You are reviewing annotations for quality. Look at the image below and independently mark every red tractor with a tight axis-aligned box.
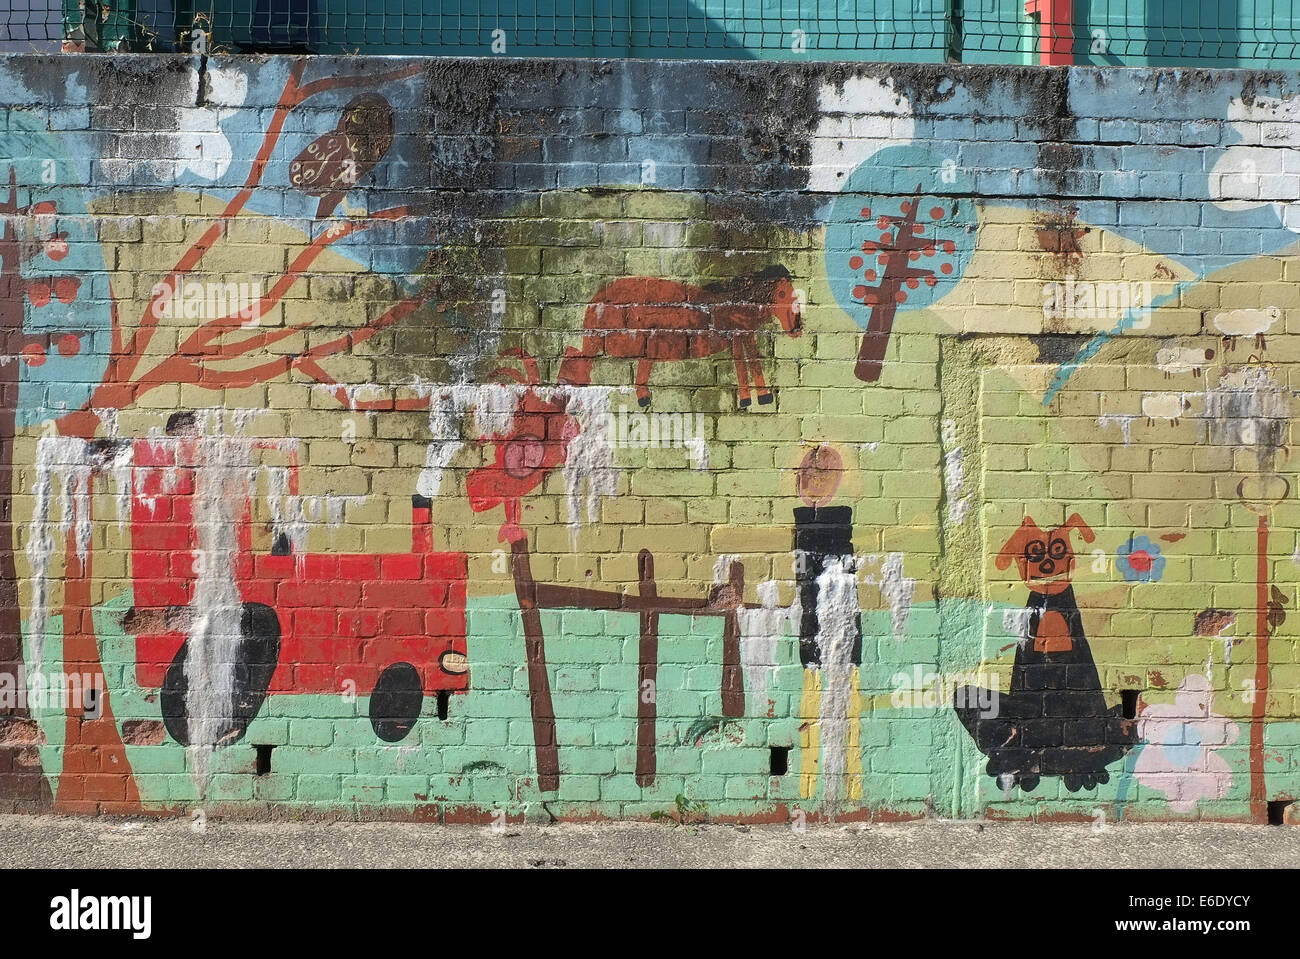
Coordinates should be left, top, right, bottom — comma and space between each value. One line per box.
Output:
128, 413, 469, 746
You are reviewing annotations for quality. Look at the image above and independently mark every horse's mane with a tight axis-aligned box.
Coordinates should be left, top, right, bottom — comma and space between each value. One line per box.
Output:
698, 264, 792, 303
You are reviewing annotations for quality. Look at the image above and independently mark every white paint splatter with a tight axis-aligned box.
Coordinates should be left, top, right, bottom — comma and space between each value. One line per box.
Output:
1001, 606, 1033, 647
863, 553, 915, 639
736, 579, 797, 705
560, 386, 621, 537
712, 554, 740, 586
940, 419, 969, 526
684, 434, 709, 471
1097, 413, 1136, 446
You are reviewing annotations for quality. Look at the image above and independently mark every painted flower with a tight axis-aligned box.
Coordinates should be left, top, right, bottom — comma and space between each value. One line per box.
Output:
1117, 535, 1166, 583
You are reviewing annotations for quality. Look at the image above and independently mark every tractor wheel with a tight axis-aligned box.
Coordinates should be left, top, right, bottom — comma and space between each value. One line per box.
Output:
160, 602, 282, 747
369, 662, 423, 742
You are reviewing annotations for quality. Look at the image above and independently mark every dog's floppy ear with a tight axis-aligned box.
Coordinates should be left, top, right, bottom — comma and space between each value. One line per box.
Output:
1060, 512, 1095, 545
997, 517, 1042, 570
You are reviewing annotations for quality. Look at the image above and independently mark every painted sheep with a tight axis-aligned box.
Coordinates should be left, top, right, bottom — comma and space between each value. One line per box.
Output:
1156, 344, 1215, 378
1213, 307, 1281, 351
1142, 392, 1193, 427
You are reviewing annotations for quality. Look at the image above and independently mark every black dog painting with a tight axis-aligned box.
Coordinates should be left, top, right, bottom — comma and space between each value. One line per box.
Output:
954, 513, 1136, 793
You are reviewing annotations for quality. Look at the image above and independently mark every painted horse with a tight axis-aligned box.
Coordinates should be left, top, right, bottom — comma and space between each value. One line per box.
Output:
563, 265, 802, 408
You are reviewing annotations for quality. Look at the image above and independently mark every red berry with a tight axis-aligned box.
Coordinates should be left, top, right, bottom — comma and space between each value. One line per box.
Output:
53, 277, 80, 303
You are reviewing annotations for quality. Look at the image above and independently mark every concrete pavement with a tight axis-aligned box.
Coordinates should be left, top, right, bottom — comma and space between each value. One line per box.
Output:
0, 815, 1295, 868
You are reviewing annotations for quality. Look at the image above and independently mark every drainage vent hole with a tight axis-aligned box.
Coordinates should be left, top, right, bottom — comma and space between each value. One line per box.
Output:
1269, 800, 1292, 825
1120, 690, 1141, 720
255, 744, 274, 777
770, 746, 790, 777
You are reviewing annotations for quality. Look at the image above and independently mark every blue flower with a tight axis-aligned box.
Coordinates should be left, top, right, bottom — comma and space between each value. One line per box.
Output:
1117, 536, 1165, 583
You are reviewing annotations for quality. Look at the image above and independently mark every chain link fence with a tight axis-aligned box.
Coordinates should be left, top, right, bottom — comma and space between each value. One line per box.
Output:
1, 1, 1299, 64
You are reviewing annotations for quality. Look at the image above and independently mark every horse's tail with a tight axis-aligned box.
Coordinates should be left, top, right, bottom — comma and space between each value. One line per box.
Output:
557, 294, 616, 386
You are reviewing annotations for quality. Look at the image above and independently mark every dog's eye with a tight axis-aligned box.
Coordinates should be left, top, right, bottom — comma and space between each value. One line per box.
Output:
1025, 541, 1046, 562
1048, 538, 1068, 560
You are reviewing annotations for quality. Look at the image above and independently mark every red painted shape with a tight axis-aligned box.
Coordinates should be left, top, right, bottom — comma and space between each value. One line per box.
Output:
129, 438, 469, 700
1025, 0, 1074, 65
1251, 515, 1270, 823
465, 387, 576, 544
465, 350, 581, 544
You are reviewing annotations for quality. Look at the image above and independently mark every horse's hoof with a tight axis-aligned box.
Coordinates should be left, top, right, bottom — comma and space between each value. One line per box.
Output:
738, 397, 752, 408
758, 392, 774, 405
637, 396, 651, 408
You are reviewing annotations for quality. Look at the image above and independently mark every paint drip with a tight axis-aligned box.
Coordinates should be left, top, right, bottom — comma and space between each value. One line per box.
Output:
183, 430, 257, 794
1202, 364, 1293, 472
415, 381, 623, 533
28, 436, 95, 680
264, 465, 363, 561
815, 555, 861, 808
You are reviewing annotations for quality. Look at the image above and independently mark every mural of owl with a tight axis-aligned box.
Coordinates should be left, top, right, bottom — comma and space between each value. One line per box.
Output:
289, 93, 395, 221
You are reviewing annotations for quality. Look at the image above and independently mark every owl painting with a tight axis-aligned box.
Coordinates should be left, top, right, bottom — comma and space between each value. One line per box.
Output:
289, 93, 396, 222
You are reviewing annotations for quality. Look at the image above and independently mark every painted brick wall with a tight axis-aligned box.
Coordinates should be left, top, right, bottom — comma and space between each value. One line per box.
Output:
0, 55, 1298, 823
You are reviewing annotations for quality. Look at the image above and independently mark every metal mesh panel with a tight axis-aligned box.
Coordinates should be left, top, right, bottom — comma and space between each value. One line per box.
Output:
0, 0, 1298, 63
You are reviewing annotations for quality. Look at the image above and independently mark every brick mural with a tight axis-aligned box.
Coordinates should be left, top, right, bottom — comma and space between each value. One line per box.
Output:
0, 55, 1298, 823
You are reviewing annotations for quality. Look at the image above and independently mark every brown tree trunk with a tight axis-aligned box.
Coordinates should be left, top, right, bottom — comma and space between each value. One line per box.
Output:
53, 528, 141, 814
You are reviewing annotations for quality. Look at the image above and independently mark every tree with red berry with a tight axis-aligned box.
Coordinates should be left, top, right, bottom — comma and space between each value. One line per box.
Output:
0, 116, 112, 809
826, 145, 975, 384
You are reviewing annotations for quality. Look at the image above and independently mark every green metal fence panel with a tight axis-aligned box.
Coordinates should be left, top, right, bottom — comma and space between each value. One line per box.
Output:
2, 0, 1300, 64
